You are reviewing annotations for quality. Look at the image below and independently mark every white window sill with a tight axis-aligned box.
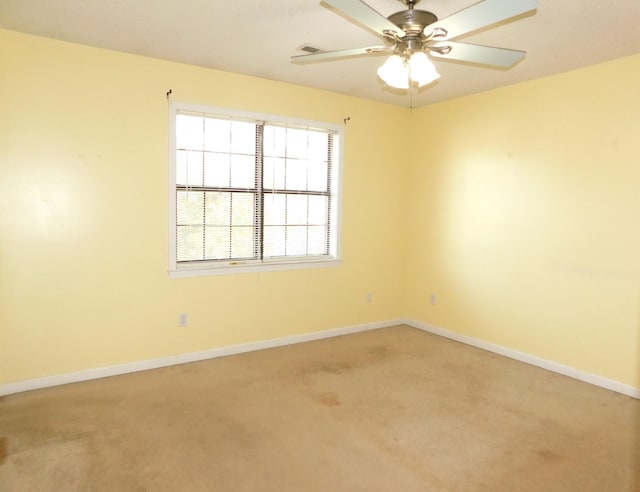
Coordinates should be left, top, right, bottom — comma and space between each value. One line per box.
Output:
169, 258, 342, 278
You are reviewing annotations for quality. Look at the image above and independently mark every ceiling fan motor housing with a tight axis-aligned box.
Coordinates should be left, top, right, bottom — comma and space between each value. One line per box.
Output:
387, 7, 438, 54
387, 9, 438, 36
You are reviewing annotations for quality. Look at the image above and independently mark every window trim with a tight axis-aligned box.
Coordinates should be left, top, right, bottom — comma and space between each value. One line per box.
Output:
168, 101, 343, 278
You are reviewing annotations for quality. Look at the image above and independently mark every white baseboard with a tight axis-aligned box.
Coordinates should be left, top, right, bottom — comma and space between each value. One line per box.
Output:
405, 318, 640, 400
3, 318, 639, 400
0, 318, 402, 397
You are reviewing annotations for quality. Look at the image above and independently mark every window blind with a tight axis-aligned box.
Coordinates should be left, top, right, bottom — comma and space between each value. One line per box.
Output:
175, 110, 334, 265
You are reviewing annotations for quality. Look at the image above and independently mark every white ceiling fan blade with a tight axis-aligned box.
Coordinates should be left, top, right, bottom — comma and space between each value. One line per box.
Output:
429, 41, 526, 68
291, 46, 390, 64
427, 0, 538, 41
323, 0, 405, 39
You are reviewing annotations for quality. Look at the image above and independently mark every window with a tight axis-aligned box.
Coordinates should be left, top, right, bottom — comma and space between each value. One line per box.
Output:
168, 102, 342, 277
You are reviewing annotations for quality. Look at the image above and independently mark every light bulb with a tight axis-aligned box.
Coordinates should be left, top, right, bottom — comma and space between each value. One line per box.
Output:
377, 55, 410, 89
408, 52, 440, 87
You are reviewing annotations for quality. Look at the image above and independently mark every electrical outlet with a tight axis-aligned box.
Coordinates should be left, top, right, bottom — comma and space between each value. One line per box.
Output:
430, 293, 437, 305
366, 292, 373, 303
178, 313, 188, 327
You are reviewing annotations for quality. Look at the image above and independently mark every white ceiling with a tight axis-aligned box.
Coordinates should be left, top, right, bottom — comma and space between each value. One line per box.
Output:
1, 0, 639, 108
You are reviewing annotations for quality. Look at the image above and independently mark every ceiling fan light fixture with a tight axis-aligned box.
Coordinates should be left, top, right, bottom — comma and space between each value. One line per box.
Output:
408, 51, 440, 87
377, 54, 410, 89
377, 51, 439, 89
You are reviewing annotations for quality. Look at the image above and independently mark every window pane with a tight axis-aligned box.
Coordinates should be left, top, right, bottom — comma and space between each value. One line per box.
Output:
263, 157, 285, 190
264, 226, 285, 257
204, 226, 230, 259
308, 226, 328, 255
286, 226, 307, 256
176, 150, 203, 187
231, 193, 255, 226
231, 226, 254, 258
176, 114, 203, 150
308, 195, 328, 225
177, 225, 203, 261
264, 126, 286, 157
286, 160, 307, 191
307, 160, 328, 192
176, 150, 187, 186
204, 152, 230, 188
205, 192, 230, 226
230, 154, 255, 188
286, 128, 308, 159
286, 195, 308, 225
177, 191, 204, 225
204, 117, 230, 153
308, 131, 329, 161
264, 193, 285, 226
230, 121, 256, 154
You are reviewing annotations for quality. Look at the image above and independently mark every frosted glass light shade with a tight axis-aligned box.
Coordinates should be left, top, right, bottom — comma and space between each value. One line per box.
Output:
377, 55, 410, 89
408, 52, 440, 87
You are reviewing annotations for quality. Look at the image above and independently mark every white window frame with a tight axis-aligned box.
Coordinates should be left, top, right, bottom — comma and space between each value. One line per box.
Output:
168, 101, 343, 278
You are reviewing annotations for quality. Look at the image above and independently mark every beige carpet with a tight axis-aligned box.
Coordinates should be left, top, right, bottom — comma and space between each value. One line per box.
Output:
1, 325, 639, 491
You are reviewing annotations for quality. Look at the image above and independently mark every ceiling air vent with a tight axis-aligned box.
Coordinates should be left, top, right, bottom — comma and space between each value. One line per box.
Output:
298, 44, 323, 54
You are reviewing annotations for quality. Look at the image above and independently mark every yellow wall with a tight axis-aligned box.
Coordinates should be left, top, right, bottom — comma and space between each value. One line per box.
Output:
2, 27, 639, 392
406, 54, 640, 387
0, 29, 410, 384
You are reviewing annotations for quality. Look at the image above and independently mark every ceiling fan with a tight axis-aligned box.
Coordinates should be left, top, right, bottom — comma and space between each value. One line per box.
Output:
292, 0, 538, 89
